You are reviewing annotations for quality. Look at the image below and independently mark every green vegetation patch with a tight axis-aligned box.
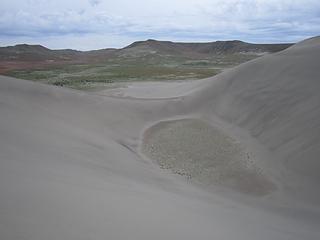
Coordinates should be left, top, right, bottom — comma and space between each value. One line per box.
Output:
5, 53, 258, 90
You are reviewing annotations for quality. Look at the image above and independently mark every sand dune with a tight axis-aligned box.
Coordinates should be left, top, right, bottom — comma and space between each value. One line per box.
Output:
187, 36, 320, 205
1, 37, 320, 239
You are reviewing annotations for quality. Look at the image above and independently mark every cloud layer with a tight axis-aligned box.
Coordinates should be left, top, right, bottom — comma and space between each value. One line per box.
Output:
0, 0, 319, 49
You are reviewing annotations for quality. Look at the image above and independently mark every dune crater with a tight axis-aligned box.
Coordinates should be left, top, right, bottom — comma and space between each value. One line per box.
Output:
142, 119, 275, 196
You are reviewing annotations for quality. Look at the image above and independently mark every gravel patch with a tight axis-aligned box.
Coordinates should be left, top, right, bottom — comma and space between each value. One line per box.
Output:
142, 119, 275, 196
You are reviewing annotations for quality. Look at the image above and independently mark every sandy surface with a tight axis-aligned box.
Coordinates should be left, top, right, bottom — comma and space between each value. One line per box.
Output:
96, 80, 203, 99
1, 36, 320, 240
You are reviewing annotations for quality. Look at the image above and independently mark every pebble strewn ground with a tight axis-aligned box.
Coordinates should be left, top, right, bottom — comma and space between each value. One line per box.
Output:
142, 119, 275, 195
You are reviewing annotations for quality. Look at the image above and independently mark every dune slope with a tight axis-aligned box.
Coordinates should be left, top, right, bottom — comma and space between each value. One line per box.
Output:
184, 36, 320, 204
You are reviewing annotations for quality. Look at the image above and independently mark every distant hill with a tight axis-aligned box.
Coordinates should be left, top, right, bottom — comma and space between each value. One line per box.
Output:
0, 40, 294, 81
0, 40, 293, 62
0, 44, 81, 61
0, 44, 117, 63
121, 39, 293, 57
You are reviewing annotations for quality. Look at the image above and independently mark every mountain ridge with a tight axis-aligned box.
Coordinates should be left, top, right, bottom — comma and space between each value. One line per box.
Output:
0, 39, 293, 61
0, 39, 294, 82
124, 39, 293, 55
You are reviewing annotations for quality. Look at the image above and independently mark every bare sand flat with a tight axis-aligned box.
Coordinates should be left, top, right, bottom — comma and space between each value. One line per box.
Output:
96, 80, 202, 99
1, 37, 320, 240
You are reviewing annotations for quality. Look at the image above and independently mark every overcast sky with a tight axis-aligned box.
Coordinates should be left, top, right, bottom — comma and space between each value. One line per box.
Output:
0, 0, 319, 50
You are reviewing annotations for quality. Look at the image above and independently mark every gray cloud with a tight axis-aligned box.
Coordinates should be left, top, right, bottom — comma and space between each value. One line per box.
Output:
0, 0, 319, 49
89, 0, 101, 7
